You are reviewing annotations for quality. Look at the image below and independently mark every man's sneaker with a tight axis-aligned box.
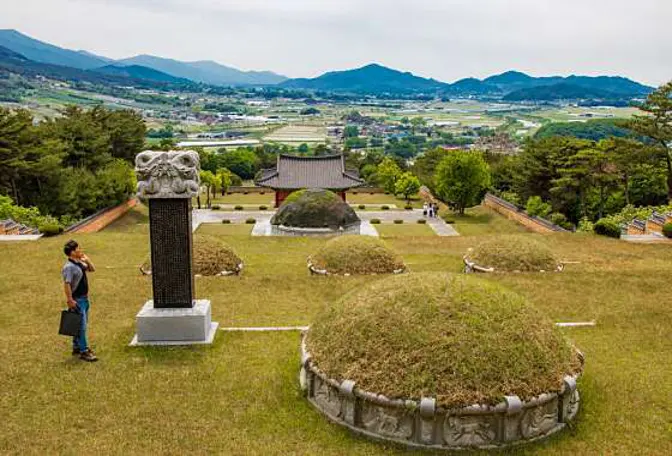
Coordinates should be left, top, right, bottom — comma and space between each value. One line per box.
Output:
79, 349, 98, 362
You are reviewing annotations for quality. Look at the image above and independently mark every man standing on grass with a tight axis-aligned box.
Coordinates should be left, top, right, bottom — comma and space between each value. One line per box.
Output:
62, 240, 98, 362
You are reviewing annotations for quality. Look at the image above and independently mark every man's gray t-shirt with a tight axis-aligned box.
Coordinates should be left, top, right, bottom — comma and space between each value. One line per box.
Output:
62, 261, 86, 293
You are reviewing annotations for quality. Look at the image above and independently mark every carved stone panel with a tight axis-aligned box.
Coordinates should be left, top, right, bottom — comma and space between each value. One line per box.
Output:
313, 377, 342, 419
136, 150, 200, 199
360, 403, 413, 441
519, 399, 558, 439
443, 414, 497, 447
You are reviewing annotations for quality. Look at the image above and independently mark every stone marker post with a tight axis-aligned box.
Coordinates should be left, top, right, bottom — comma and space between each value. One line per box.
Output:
130, 150, 218, 346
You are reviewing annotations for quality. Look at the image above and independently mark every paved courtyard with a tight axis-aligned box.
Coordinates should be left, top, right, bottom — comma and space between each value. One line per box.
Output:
192, 209, 459, 236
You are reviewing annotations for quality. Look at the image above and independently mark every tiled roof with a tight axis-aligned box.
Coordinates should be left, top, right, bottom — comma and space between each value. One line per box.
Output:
256, 154, 364, 190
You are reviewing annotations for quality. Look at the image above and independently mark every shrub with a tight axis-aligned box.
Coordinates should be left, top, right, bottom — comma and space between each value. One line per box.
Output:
234, 205, 244, 211
594, 219, 621, 239
549, 213, 573, 230
370, 219, 381, 224
211, 205, 221, 211
663, 223, 672, 239
307, 273, 582, 407
526, 196, 552, 218
260, 191, 265, 195
245, 218, 256, 224
259, 205, 268, 210
417, 219, 427, 224
404, 204, 413, 210
38, 222, 63, 237
221, 219, 231, 224
393, 219, 404, 224
358, 204, 366, 210
577, 218, 594, 233
310, 236, 405, 275
381, 205, 390, 210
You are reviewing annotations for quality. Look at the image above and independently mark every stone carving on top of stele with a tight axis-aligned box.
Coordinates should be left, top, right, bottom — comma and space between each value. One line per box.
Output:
130, 150, 219, 346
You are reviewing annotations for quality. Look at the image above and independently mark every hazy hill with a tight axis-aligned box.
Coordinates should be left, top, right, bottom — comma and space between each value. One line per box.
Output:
118, 55, 287, 86
502, 83, 617, 101
449, 77, 499, 95
0, 45, 193, 90
93, 64, 190, 84
280, 63, 450, 94
0, 29, 107, 69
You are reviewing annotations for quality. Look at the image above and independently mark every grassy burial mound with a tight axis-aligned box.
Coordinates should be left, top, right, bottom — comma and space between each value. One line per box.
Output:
309, 236, 405, 275
306, 273, 582, 408
271, 189, 360, 229
141, 234, 243, 276
465, 235, 562, 273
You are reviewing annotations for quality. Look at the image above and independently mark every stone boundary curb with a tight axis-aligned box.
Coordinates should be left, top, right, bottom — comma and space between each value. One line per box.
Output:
463, 255, 564, 274
300, 333, 583, 451
140, 262, 244, 277
66, 198, 138, 234
307, 257, 406, 276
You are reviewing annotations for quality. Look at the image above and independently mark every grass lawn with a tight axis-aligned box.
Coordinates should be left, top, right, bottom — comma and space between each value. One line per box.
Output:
452, 205, 528, 236
374, 223, 436, 238
197, 223, 254, 236
1, 206, 671, 454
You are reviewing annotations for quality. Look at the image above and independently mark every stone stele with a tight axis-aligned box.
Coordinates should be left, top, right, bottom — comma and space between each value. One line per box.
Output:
130, 150, 218, 346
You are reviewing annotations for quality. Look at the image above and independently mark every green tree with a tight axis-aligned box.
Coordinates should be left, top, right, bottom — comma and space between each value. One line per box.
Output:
628, 81, 672, 202
199, 170, 216, 209
412, 147, 449, 191
216, 169, 233, 196
344, 126, 359, 138
218, 148, 260, 180
526, 196, 552, 218
434, 151, 491, 214
376, 157, 402, 193
395, 172, 421, 203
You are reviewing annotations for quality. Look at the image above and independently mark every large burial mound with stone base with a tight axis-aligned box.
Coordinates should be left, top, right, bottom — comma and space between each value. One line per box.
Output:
465, 235, 562, 273
271, 188, 359, 230
301, 273, 583, 450
142, 234, 243, 276
308, 236, 406, 275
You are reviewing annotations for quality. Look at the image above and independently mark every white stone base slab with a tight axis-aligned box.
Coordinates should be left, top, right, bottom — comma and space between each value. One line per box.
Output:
130, 322, 219, 346
130, 299, 218, 346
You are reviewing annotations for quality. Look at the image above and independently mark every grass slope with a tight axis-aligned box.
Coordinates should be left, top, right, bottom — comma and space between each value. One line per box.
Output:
0, 206, 671, 454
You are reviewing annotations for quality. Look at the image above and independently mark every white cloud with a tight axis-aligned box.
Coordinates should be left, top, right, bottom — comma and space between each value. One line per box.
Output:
0, 0, 669, 85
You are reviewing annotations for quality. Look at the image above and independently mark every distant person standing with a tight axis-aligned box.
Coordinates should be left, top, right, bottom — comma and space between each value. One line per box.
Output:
422, 202, 428, 217
428, 204, 434, 218
62, 240, 98, 362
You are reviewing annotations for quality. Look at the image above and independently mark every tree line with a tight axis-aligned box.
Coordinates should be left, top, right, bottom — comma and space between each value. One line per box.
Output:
0, 105, 144, 227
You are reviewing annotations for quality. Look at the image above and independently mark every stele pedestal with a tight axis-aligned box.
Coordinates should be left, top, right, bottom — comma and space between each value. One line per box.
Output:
130, 150, 218, 346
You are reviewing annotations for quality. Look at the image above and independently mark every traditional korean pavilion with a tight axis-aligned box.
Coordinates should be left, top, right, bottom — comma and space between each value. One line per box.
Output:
256, 154, 365, 207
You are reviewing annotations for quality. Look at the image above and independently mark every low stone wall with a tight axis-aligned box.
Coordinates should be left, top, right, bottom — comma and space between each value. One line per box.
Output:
227, 186, 269, 194
67, 199, 138, 234
300, 335, 582, 450
484, 194, 568, 234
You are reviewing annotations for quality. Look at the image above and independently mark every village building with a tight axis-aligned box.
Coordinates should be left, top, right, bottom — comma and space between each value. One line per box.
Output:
256, 154, 365, 207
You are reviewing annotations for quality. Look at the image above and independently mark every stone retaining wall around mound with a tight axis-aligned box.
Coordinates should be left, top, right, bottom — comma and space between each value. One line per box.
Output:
300, 335, 582, 451
484, 194, 568, 234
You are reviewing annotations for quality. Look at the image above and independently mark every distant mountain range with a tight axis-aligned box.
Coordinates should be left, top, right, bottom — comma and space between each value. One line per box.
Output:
0, 29, 655, 100
0, 29, 287, 86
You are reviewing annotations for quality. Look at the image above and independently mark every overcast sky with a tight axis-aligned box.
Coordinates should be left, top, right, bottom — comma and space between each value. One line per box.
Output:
1, 0, 670, 85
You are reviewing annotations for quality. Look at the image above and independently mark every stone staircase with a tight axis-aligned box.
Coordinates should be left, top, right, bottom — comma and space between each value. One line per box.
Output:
0, 219, 40, 236
625, 212, 672, 237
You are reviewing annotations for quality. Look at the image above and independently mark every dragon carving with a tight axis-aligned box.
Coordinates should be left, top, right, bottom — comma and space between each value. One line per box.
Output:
135, 151, 200, 199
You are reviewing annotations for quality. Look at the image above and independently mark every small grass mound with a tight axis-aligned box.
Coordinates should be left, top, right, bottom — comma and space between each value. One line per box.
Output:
141, 234, 243, 276
466, 235, 561, 272
271, 188, 360, 229
307, 273, 581, 408
309, 236, 405, 275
